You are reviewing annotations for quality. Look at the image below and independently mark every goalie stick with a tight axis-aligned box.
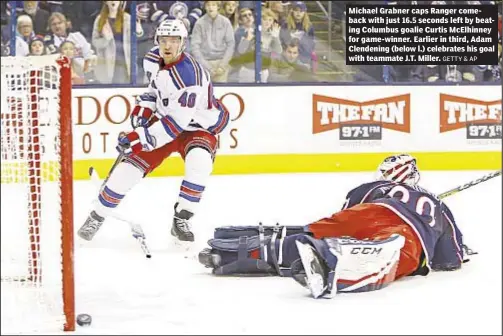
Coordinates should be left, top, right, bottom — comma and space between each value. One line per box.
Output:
438, 170, 501, 199
89, 161, 152, 259
437, 170, 501, 257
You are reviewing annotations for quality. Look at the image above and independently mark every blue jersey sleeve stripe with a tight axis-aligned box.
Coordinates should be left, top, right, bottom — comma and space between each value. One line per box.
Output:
208, 104, 229, 134
208, 112, 223, 133
215, 109, 229, 134
170, 66, 186, 89
161, 115, 184, 139
146, 52, 160, 58
144, 57, 159, 64
186, 54, 202, 86
186, 55, 200, 86
210, 107, 229, 135
165, 114, 184, 133
168, 69, 182, 90
173, 57, 201, 87
160, 118, 178, 139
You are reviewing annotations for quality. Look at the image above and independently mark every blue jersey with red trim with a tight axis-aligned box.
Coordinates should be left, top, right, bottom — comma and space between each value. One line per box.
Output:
342, 181, 465, 273
138, 48, 229, 141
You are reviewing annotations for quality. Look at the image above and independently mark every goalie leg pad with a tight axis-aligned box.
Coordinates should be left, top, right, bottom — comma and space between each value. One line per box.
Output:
206, 235, 276, 276
200, 225, 305, 276
326, 234, 406, 294
290, 234, 406, 298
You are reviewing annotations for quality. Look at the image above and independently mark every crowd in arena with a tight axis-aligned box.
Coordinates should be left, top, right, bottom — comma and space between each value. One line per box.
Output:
0, 0, 501, 85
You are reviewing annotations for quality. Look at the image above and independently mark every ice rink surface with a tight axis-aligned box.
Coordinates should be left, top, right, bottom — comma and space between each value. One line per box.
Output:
5, 171, 503, 335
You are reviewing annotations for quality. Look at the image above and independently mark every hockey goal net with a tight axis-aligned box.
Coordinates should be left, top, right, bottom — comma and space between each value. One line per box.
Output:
1, 54, 74, 333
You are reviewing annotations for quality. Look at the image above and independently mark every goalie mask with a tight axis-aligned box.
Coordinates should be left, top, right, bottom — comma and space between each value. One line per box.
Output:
154, 17, 188, 58
377, 154, 420, 186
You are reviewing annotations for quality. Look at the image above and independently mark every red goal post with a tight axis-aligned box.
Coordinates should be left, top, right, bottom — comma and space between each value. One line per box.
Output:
1, 54, 75, 332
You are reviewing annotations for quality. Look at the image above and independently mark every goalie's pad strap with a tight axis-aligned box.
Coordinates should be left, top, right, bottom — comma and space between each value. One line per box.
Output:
213, 225, 306, 239
209, 236, 276, 276
208, 235, 268, 253
258, 223, 267, 261
270, 224, 289, 276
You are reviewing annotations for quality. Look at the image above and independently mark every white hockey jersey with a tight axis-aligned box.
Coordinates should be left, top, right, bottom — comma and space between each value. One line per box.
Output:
138, 47, 229, 148
142, 46, 162, 83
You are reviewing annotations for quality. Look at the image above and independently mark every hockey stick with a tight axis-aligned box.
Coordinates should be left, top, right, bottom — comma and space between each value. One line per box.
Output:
438, 170, 501, 199
437, 170, 501, 257
89, 164, 152, 258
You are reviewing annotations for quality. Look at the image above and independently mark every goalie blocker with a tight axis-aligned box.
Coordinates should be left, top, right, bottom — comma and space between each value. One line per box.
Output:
198, 154, 469, 298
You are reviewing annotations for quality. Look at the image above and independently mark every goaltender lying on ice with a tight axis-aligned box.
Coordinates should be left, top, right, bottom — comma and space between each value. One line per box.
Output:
198, 154, 478, 299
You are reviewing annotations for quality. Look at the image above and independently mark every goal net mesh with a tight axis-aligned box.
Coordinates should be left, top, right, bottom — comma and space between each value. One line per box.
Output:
1, 54, 73, 334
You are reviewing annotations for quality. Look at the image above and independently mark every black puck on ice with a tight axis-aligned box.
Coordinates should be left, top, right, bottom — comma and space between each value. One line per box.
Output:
76, 313, 92, 327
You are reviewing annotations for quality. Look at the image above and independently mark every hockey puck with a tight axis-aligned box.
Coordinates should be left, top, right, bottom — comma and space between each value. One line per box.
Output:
146, 254, 152, 258
76, 313, 92, 327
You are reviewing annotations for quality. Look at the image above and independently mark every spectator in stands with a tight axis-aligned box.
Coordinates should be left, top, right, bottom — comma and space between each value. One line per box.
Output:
21, 1, 50, 35
16, 15, 36, 44
1, 28, 29, 56
56, 2, 102, 39
1, 8, 28, 56
59, 40, 86, 85
234, 7, 254, 48
264, 1, 288, 25
38, 1, 63, 13
410, 65, 479, 83
191, 1, 235, 83
269, 38, 312, 82
228, 6, 254, 81
1, 1, 9, 26
44, 12, 96, 77
0, 32, 11, 56
280, 1, 315, 65
220, 1, 239, 30
144, 1, 203, 34
28, 35, 47, 55
381, 65, 415, 83
92, 1, 143, 84
236, 7, 282, 82
239, 1, 256, 9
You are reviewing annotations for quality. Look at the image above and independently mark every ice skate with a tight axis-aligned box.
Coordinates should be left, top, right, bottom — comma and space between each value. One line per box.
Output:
171, 204, 195, 242
78, 211, 105, 241
295, 241, 330, 298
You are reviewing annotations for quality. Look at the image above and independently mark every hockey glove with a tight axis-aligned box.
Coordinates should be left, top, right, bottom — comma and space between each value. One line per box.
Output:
116, 127, 156, 155
130, 105, 154, 129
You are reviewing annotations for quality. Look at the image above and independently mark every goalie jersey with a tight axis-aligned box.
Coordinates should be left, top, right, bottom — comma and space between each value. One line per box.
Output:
139, 47, 229, 139
341, 180, 465, 274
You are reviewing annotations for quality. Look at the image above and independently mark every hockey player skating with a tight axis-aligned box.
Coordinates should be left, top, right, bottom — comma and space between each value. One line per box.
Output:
198, 154, 472, 298
78, 17, 230, 243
